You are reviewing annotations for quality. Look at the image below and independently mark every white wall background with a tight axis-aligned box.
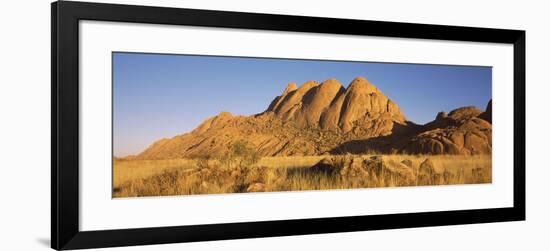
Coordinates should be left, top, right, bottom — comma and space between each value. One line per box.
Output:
0, 0, 547, 250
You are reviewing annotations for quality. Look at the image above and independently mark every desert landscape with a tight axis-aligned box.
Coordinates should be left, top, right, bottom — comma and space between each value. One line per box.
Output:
113, 76, 492, 197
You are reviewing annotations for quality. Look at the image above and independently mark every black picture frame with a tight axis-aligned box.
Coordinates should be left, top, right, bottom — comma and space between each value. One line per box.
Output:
51, 1, 525, 250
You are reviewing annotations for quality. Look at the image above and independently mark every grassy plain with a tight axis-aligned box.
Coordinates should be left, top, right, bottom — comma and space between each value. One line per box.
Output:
113, 154, 491, 198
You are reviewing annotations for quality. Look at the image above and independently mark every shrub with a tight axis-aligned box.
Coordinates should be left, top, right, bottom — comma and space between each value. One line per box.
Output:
219, 140, 260, 169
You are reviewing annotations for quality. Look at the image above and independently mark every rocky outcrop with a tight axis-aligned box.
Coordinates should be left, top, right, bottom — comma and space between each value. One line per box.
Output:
309, 155, 415, 182
478, 99, 492, 123
293, 79, 345, 128
271, 80, 319, 121
336, 77, 406, 132
399, 105, 492, 155
134, 76, 492, 159
266, 77, 407, 135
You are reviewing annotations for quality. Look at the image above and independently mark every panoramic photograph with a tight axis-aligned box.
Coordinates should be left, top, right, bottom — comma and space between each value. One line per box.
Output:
112, 52, 492, 198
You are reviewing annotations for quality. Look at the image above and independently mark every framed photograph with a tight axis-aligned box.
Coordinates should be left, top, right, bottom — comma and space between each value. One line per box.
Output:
52, 1, 525, 250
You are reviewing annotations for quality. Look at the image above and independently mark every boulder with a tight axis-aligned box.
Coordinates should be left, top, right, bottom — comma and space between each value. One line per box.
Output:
447, 106, 482, 122
246, 183, 266, 192
309, 155, 414, 181
399, 104, 492, 155
418, 158, 437, 185
436, 111, 448, 120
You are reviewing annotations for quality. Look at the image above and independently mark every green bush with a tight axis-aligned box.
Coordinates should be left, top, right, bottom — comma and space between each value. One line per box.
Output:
220, 140, 260, 168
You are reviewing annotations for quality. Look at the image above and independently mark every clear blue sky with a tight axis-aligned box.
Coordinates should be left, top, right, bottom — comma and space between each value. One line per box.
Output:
113, 52, 491, 156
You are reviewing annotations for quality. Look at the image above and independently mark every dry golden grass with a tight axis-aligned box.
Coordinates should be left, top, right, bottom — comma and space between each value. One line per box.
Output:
257, 156, 325, 169
113, 154, 491, 198
113, 159, 197, 187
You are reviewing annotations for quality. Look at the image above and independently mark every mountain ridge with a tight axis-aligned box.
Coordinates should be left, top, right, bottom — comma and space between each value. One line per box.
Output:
132, 77, 492, 159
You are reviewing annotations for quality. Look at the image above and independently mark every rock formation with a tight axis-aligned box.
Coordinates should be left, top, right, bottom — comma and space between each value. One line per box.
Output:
478, 99, 492, 123
310, 155, 415, 183
265, 77, 407, 135
399, 105, 492, 155
134, 77, 492, 159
